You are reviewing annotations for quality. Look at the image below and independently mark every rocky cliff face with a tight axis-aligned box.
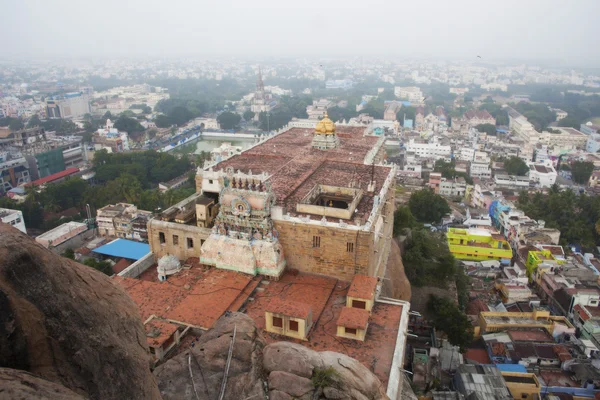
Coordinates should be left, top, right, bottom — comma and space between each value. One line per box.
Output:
155, 312, 389, 400
0, 224, 160, 400
381, 239, 412, 301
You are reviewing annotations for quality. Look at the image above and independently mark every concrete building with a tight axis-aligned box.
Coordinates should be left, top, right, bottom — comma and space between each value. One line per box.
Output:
0, 208, 26, 233
405, 138, 451, 160
447, 227, 513, 264
528, 160, 557, 187
383, 101, 402, 121
325, 79, 353, 90
35, 221, 88, 248
538, 127, 587, 149
439, 178, 467, 198
470, 162, 492, 179
394, 86, 424, 103
0, 156, 30, 194
46, 92, 91, 119
97, 203, 152, 240
507, 107, 537, 143
453, 365, 511, 399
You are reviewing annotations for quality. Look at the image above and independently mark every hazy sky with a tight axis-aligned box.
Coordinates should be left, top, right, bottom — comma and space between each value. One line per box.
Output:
3, 0, 600, 64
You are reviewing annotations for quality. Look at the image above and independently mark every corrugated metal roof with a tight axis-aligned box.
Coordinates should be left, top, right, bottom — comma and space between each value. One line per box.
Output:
92, 238, 150, 261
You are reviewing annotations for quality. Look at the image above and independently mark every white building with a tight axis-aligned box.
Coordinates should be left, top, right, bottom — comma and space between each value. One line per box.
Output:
0, 208, 26, 233
528, 160, 557, 187
405, 138, 451, 160
439, 178, 467, 198
394, 86, 424, 103
470, 162, 492, 179
538, 128, 587, 150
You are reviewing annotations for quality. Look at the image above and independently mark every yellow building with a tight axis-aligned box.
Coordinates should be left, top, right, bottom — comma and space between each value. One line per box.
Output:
526, 249, 565, 279
346, 275, 378, 312
447, 227, 512, 264
477, 310, 574, 337
265, 298, 312, 341
501, 372, 541, 400
337, 307, 369, 341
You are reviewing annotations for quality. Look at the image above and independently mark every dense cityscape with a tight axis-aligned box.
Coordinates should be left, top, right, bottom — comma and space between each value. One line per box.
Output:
2, 1, 600, 400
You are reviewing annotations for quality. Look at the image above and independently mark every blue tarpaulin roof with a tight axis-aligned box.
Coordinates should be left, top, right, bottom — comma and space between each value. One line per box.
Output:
493, 364, 527, 373
92, 239, 150, 261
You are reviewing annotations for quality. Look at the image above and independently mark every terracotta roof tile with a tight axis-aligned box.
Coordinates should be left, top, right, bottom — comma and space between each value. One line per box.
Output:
145, 319, 179, 348
337, 307, 370, 330
348, 275, 378, 300
266, 298, 312, 320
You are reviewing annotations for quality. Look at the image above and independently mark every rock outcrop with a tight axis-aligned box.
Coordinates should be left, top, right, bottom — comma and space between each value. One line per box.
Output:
0, 368, 85, 400
155, 313, 389, 400
155, 312, 266, 400
381, 239, 412, 301
0, 224, 160, 400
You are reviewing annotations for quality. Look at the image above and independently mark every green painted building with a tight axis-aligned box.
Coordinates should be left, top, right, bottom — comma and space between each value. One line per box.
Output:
35, 148, 65, 178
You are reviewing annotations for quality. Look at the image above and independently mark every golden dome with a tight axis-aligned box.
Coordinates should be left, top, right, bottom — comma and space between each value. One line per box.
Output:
315, 112, 336, 135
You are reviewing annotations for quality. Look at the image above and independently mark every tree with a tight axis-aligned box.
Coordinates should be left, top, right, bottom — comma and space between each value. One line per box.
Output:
571, 161, 594, 184
113, 116, 144, 133
396, 106, 416, 123
393, 206, 416, 235
155, 114, 172, 128
475, 123, 497, 136
147, 128, 157, 139
84, 258, 114, 276
408, 189, 451, 223
427, 295, 473, 351
217, 111, 241, 130
243, 110, 256, 121
168, 106, 194, 126
504, 156, 529, 176
62, 249, 75, 260
27, 114, 42, 128
130, 103, 152, 114
327, 106, 357, 123
9, 118, 24, 131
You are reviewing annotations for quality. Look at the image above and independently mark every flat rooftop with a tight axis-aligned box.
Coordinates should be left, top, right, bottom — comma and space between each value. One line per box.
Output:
215, 127, 391, 221
35, 221, 87, 241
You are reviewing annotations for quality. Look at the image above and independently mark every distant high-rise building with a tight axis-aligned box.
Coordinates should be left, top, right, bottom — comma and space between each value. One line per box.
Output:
46, 92, 91, 119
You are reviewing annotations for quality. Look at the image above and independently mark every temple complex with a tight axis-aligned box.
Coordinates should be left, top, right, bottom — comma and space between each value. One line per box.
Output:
147, 116, 395, 281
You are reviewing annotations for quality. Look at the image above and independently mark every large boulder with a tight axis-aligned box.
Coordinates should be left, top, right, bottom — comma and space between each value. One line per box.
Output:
263, 342, 388, 400
0, 224, 160, 400
0, 368, 85, 400
154, 312, 266, 400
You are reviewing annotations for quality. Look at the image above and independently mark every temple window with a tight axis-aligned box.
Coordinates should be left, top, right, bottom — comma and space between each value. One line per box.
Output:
159, 232, 165, 244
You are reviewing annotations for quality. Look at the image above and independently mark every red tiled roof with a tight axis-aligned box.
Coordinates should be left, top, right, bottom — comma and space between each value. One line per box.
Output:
337, 307, 370, 330
112, 258, 131, 274
574, 304, 590, 321
266, 298, 312, 320
244, 272, 403, 387
114, 266, 255, 329
145, 319, 179, 348
26, 167, 79, 187
464, 348, 491, 364
347, 275, 377, 300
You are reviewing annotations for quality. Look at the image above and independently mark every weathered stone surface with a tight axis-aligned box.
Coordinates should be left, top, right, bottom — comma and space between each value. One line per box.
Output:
269, 390, 293, 400
263, 342, 388, 400
263, 341, 317, 378
323, 386, 349, 399
0, 368, 85, 400
269, 370, 314, 397
155, 312, 266, 400
0, 225, 160, 400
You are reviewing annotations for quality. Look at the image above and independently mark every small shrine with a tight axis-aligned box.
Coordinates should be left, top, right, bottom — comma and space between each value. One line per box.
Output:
312, 112, 340, 150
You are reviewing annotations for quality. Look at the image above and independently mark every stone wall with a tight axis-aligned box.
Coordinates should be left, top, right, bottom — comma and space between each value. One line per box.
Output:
147, 219, 211, 261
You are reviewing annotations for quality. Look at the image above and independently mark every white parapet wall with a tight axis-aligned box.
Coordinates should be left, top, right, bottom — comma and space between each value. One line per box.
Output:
118, 252, 156, 278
